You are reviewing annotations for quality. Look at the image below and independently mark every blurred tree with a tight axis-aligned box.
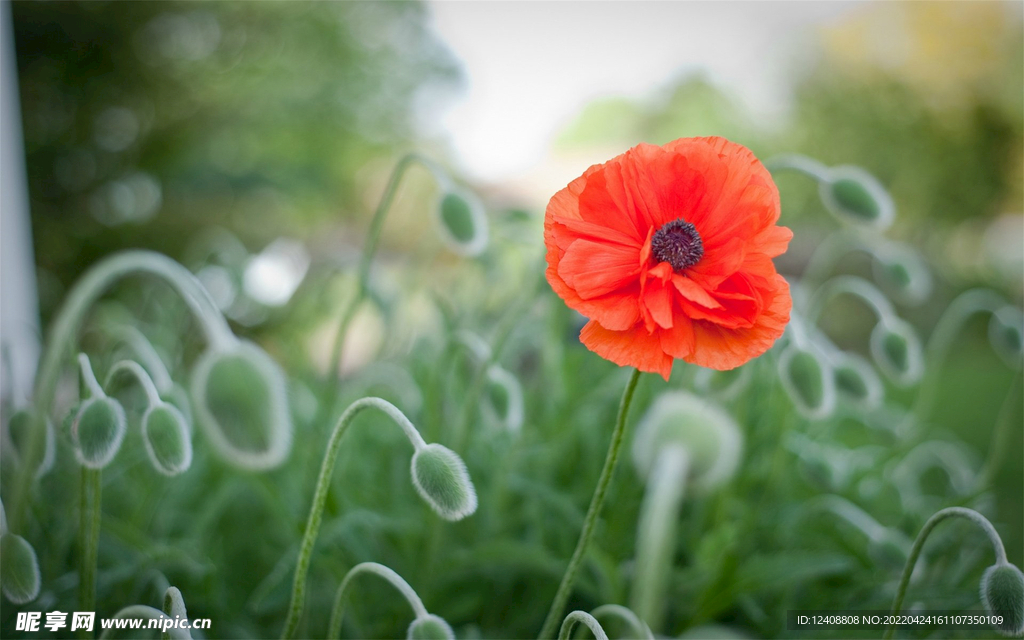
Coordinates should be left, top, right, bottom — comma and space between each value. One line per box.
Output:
12, 0, 460, 306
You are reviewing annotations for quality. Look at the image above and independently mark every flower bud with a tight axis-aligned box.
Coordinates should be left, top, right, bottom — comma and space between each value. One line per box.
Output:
873, 247, 932, 306
832, 353, 883, 411
981, 562, 1024, 637
407, 614, 455, 640
778, 345, 836, 419
437, 189, 488, 257
870, 317, 924, 386
73, 397, 127, 469
819, 166, 894, 230
410, 443, 477, 521
632, 391, 742, 493
989, 307, 1023, 370
142, 404, 193, 476
190, 341, 292, 470
3, 410, 56, 478
1, 533, 41, 604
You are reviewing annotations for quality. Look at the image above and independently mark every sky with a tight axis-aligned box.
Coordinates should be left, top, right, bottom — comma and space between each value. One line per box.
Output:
425, 1, 865, 185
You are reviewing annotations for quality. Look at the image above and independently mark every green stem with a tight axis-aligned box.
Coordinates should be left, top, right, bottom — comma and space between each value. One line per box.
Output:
281, 397, 426, 639
898, 289, 1005, 436
763, 154, 831, 182
326, 562, 428, 639
327, 153, 441, 390
557, 611, 608, 640
79, 467, 102, 638
631, 445, 689, 632
538, 368, 643, 640
883, 507, 1007, 639
977, 370, 1023, 488
11, 251, 234, 533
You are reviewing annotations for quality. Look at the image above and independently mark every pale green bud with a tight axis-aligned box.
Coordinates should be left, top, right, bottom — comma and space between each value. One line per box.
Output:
0, 533, 41, 604
410, 443, 477, 521
870, 317, 924, 386
981, 563, 1024, 637
3, 409, 56, 478
832, 353, 883, 410
407, 614, 455, 640
73, 397, 127, 468
437, 189, 488, 257
778, 345, 836, 419
190, 341, 292, 470
142, 403, 193, 476
989, 307, 1023, 370
632, 391, 742, 493
819, 166, 894, 230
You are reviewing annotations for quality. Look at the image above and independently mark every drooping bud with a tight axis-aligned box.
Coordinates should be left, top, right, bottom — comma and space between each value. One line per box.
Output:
989, 307, 1023, 370
3, 410, 56, 478
72, 397, 127, 469
190, 341, 292, 470
873, 246, 932, 306
832, 353, 883, 410
778, 345, 836, 420
631, 391, 742, 493
870, 317, 924, 386
410, 443, 477, 521
436, 189, 488, 257
819, 166, 895, 230
981, 563, 1024, 637
0, 533, 41, 604
407, 614, 455, 640
142, 404, 193, 476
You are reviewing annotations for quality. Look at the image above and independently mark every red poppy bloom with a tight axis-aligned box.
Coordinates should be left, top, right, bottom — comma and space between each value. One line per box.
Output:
544, 136, 792, 380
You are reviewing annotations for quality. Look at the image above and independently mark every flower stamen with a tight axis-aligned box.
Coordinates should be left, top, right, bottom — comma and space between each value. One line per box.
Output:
651, 219, 704, 272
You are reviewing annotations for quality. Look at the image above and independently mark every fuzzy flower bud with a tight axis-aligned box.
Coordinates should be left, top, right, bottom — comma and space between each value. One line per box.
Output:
410, 444, 478, 521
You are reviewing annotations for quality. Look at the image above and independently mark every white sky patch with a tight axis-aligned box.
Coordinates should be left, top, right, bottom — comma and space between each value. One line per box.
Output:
426, 1, 864, 183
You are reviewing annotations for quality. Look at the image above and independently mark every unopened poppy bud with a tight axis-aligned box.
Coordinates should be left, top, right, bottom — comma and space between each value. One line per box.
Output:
407, 614, 455, 640
437, 189, 488, 257
819, 166, 895, 230
873, 248, 932, 306
4, 410, 56, 478
833, 353, 883, 410
190, 341, 292, 470
981, 563, 1024, 637
1, 533, 41, 604
142, 404, 193, 476
989, 307, 1023, 370
632, 391, 742, 492
410, 443, 477, 521
870, 317, 924, 386
778, 345, 836, 419
73, 397, 127, 469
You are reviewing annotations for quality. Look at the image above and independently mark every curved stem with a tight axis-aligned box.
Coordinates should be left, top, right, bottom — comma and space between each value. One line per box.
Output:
631, 445, 689, 631
590, 604, 653, 640
802, 230, 870, 287
899, 289, 1005, 436
977, 370, 1023, 488
326, 562, 428, 639
883, 507, 1007, 639
557, 611, 609, 640
328, 153, 440, 387
98, 605, 189, 640
763, 154, 832, 182
281, 397, 426, 639
806, 275, 895, 326
116, 324, 174, 394
78, 353, 106, 399
11, 251, 234, 532
106, 360, 162, 406
538, 368, 643, 640
78, 467, 101, 636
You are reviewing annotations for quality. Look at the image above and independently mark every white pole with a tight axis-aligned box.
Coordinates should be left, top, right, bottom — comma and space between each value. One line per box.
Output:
0, 0, 41, 405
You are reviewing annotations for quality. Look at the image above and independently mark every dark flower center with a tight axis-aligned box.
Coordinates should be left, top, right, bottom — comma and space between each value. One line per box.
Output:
651, 218, 704, 272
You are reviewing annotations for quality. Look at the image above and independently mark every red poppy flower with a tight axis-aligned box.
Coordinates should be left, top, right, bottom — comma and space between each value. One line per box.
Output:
544, 136, 792, 380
